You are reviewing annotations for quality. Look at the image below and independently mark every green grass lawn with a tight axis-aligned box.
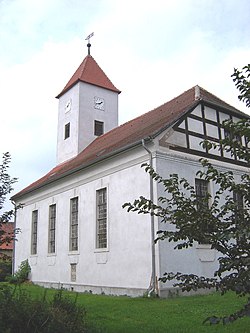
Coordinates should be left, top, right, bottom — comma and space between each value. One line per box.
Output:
8, 284, 250, 333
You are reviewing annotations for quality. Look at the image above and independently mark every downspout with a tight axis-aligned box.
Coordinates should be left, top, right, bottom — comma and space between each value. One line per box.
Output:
12, 205, 17, 275
142, 139, 157, 296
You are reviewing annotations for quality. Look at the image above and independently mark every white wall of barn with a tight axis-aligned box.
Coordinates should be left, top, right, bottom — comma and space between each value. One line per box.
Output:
155, 109, 248, 296
14, 147, 153, 296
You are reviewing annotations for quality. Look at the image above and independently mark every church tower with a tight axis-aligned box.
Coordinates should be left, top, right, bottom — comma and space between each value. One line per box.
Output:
56, 40, 121, 164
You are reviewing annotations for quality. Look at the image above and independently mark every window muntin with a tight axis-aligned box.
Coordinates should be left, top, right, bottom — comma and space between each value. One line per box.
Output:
48, 204, 56, 253
96, 188, 107, 249
94, 120, 104, 136
70, 197, 78, 251
31, 210, 38, 255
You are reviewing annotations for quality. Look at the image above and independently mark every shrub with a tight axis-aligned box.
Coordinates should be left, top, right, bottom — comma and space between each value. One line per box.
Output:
0, 285, 89, 333
9, 259, 31, 284
0, 258, 12, 281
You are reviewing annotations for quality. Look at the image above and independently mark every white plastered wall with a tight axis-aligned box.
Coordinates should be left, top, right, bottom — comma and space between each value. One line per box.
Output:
56, 82, 119, 164
15, 146, 153, 296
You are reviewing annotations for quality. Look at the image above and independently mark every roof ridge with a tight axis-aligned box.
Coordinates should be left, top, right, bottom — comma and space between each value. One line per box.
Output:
117, 86, 196, 128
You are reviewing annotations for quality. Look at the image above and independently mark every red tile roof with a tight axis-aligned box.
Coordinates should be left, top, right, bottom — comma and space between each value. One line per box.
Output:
12, 86, 245, 200
0, 222, 14, 250
56, 55, 121, 98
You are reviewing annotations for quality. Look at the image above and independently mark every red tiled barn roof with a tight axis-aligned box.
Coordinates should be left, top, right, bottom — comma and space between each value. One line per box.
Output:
56, 55, 121, 98
0, 222, 14, 250
12, 85, 244, 199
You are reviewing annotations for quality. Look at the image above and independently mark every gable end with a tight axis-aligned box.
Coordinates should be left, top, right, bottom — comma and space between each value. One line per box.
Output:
160, 101, 249, 167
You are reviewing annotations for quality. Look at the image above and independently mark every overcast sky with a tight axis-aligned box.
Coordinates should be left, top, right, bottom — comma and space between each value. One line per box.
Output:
1, 0, 250, 209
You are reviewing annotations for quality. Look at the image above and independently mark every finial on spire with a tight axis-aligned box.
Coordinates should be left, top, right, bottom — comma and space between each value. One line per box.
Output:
85, 32, 94, 56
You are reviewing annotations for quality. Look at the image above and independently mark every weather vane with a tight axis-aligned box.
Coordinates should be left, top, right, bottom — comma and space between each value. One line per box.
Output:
85, 32, 94, 56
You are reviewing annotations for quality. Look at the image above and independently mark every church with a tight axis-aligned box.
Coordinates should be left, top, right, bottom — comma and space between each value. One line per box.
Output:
12, 42, 249, 297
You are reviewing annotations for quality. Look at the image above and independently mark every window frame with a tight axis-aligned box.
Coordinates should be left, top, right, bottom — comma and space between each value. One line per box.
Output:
69, 197, 78, 252
96, 188, 107, 249
31, 210, 38, 255
70, 263, 77, 282
233, 191, 244, 210
48, 204, 56, 254
233, 190, 244, 223
94, 120, 104, 136
64, 122, 70, 139
195, 178, 212, 245
195, 178, 209, 210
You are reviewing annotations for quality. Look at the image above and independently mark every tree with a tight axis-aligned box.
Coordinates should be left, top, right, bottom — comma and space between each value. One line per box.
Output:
0, 152, 17, 251
232, 64, 250, 107
123, 66, 250, 324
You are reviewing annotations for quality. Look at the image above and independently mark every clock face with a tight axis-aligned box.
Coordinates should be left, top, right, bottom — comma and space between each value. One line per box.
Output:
65, 98, 72, 113
94, 97, 105, 110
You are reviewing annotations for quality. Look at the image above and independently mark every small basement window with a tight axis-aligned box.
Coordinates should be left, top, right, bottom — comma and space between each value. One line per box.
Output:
64, 123, 70, 139
71, 263, 76, 282
94, 120, 104, 136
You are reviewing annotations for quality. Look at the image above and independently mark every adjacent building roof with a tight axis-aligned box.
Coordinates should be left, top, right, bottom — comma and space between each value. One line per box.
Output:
0, 222, 14, 250
12, 85, 246, 200
56, 55, 121, 98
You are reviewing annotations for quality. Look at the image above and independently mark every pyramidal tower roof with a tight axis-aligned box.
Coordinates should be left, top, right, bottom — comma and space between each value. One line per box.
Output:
56, 55, 121, 98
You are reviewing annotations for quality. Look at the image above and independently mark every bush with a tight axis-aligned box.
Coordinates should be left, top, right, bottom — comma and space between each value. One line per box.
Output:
0, 259, 12, 281
0, 285, 89, 333
8, 259, 31, 284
